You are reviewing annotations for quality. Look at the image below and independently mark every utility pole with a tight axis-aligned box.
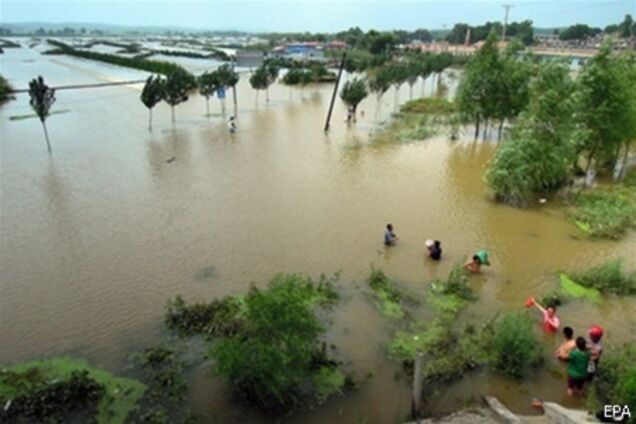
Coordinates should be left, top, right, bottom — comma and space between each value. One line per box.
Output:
323, 52, 346, 132
502, 4, 513, 40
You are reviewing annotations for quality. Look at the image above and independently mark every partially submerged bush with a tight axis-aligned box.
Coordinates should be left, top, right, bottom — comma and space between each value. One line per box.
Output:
0, 370, 104, 422
0, 358, 144, 423
129, 346, 193, 423
0, 74, 15, 104
571, 260, 636, 295
367, 268, 416, 319
210, 273, 343, 411
400, 97, 456, 114
572, 187, 636, 239
165, 295, 244, 337
489, 312, 543, 379
587, 343, 636, 423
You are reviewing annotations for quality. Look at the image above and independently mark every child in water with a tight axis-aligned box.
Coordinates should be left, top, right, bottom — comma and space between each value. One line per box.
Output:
566, 337, 590, 396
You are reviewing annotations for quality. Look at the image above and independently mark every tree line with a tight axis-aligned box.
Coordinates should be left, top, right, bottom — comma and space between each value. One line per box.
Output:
453, 32, 636, 205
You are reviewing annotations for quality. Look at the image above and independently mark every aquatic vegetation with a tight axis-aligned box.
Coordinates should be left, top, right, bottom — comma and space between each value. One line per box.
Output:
0, 357, 145, 423
129, 345, 194, 423
165, 295, 244, 337
210, 273, 345, 411
400, 97, 456, 115
312, 366, 346, 403
559, 273, 603, 303
367, 268, 416, 319
489, 312, 544, 379
571, 185, 636, 239
570, 260, 636, 295
587, 343, 636, 424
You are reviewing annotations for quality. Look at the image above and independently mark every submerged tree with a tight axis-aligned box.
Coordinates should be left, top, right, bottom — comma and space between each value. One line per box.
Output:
215, 64, 240, 116
576, 46, 636, 177
282, 67, 303, 99
28, 76, 56, 153
367, 65, 392, 121
339, 77, 368, 122
140, 75, 164, 130
249, 66, 269, 107
197, 71, 218, 117
265, 64, 279, 102
162, 69, 195, 124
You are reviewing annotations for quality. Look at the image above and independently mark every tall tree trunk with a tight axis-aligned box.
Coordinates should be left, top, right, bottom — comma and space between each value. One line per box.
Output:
42, 121, 52, 153
421, 77, 426, 97
394, 85, 399, 112
266, 87, 270, 102
206, 98, 210, 117
148, 108, 152, 131
409, 84, 413, 100
255, 90, 259, 107
171, 106, 175, 124
498, 121, 504, 141
474, 117, 480, 140
617, 141, 631, 181
375, 94, 382, 122
232, 85, 238, 117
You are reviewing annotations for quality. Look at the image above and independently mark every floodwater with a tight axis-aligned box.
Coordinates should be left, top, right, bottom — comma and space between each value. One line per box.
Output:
1, 44, 635, 423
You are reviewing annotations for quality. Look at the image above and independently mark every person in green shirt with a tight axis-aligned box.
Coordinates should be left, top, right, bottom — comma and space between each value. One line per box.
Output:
566, 337, 590, 396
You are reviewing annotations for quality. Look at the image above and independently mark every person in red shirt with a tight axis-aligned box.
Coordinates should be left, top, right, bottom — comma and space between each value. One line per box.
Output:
528, 298, 560, 333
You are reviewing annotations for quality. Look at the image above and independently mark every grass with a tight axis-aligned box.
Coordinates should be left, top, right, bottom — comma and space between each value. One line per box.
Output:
559, 272, 603, 303
570, 260, 636, 295
370, 113, 439, 146
400, 97, 457, 114
312, 366, 346, 403
586, 343, 636, 423
0, 357, 145, 423
571, 179, 636, 239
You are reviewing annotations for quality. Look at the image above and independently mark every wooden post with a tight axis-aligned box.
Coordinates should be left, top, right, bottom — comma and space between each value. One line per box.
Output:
411, 352, 424, 420
324, 52, 347, 132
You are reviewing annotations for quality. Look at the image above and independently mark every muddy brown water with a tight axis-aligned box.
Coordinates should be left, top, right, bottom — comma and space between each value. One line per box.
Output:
1, 45, 635, 423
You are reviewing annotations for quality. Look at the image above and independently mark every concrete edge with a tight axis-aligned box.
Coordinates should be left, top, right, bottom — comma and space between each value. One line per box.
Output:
543, 402, 599, 424
483, 396, 522, 424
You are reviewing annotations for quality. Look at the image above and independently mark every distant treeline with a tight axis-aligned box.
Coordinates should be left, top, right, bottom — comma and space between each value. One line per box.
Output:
153, 48, 229, 61
44, 40, 190, 76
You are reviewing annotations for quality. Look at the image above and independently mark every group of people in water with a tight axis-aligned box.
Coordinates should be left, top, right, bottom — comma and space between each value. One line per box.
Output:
383, 223, 490, 272
383, 222, 606, 397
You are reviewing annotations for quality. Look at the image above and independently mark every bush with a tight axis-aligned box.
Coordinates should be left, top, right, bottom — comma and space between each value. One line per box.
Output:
588, 343, 636, 423
572, 187, 636, 239
0, 370, 104, 422
210, 274, 342, 410
571, 260, 636, 295
368, 268, 408, 319
489, 312, 543, 379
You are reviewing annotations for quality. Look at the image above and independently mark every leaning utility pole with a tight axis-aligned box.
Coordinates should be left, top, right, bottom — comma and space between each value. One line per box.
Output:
502, 4, 513, 40
324, 52, 346, 132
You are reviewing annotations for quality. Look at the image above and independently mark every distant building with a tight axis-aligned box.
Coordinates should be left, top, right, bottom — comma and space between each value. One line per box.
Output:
271, 42, 326, 62
235, 50, 264, 68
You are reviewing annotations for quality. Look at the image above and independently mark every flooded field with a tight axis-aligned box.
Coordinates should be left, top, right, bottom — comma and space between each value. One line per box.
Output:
1, 45, 635, 423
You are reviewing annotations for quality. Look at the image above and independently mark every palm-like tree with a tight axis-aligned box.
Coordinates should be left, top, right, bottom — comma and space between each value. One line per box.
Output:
28, 76, 56, 153
340, 77, 368, 122
141, 75, 164, 130
215, 64, 240, 116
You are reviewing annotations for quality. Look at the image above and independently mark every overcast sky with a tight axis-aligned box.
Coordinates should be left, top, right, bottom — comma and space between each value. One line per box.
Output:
1, 0, 634, 32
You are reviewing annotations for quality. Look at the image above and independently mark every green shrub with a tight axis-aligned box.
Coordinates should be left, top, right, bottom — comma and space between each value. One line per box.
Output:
367, 268, 408, 319
210, 274, 342, 410
588, 343, 636, 423
571, 260, 636, 295
0, 74, 14, 104
572, 188, 636, 239
490, 312, 544, 379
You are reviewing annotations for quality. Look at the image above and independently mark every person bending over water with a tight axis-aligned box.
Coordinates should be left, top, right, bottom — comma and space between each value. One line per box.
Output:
384, 224, 398, 246
555, 326, 576, 360
464, 250, 490, 273
425, 239, 442, 260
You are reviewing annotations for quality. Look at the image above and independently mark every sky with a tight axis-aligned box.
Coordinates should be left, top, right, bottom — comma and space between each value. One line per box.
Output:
1, 0, 634, 32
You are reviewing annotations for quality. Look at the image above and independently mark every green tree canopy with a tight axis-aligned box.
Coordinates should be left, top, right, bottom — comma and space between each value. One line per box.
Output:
140, 75, 164, 130
339, 77, 368, 114
28, 76, 56, 152
162, 69, 196, 123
